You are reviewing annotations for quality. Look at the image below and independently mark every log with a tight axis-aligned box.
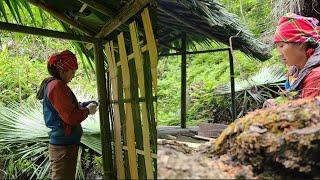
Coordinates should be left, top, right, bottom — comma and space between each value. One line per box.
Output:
215, 97, 320, 178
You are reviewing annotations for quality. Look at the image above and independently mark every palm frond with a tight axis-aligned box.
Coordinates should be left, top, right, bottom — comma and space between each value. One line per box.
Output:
215, 64, 286, 95
0, 0, 36, 25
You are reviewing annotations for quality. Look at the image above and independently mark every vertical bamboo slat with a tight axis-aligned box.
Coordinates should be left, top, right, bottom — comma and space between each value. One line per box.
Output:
105, 42, 125, 179
141, 8, 158, 95
129, 21, 153, 179
94, 42, 114, 179
117, 32, 139, 179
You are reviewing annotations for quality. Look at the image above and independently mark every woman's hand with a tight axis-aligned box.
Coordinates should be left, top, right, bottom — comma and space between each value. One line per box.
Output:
87, 103, 98, 115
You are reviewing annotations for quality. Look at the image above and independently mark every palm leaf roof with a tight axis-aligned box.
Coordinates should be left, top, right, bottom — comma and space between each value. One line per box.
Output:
0, 0, 271, 61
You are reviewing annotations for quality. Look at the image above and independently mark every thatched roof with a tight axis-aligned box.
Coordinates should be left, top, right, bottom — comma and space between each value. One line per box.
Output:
0, 0, 271, 61
157, 0, 271, 60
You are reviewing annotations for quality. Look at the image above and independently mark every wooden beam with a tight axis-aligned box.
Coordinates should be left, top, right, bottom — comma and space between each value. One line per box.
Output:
78, 0, 116, 17
28, 0, 96, 36
0, 21, 100, 43
94, 42, 115, 179
181, 33, 187, 129
95, 0, 151, 38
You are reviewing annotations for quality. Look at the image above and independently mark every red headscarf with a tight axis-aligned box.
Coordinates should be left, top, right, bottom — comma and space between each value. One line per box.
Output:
48, 50, 78, 71
274, 13, 320, 44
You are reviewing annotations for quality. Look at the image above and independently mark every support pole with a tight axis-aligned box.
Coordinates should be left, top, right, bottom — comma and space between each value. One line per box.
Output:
94, 42, 114, 179
181, 33, 187, 128
228, 48, 236, 121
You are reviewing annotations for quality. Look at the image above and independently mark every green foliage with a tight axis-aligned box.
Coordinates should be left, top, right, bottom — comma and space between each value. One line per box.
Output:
0, 48, 46, 104
219, 0, 273, 36
157, 47, 280, 125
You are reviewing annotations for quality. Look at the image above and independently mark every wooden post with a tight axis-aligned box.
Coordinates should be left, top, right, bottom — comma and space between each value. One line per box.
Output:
228, 48, 236, 121
181, 33, 187, 129
94, 41, 114, 179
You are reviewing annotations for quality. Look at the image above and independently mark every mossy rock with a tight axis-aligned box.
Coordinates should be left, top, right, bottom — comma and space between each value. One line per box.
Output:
215, 97, 320, 176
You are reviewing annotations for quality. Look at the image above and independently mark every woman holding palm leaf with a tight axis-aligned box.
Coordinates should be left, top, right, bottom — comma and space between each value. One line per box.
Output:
36, 50, 98, 180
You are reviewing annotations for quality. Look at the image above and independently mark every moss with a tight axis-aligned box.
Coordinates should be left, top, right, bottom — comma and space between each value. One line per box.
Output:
214, 97, 320, 176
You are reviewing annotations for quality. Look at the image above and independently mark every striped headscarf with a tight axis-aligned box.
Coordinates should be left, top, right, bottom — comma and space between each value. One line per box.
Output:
48, 50, 78, 71
274, 13, 320, 44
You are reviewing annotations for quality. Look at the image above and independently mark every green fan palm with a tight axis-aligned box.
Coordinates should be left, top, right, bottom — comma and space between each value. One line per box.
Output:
215, 65, 286, 96
0, 88, 103, 179
214, 65, 286, 119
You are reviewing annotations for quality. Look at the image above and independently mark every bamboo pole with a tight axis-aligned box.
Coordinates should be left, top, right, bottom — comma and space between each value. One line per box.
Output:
118, 32, 139, 179
141, 8, 158, 95
117, 66, 131, 179
105, 42, 125, 179
94, 42, 114, 179
141, 8, 158, 161
129, 21, 154, 179
129, 58, 147, 179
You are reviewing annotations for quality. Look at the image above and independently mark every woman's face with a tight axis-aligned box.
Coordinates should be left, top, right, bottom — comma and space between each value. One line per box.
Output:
276, 42, 307, 68
59, 69, 76, 83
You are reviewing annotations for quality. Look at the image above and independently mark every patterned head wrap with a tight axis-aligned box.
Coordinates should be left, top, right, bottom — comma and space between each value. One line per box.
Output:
48, 50, 78, 71
274, 13, 320, 44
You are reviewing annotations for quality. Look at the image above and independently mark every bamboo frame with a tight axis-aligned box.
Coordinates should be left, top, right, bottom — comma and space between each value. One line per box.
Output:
105, 7, 157, 180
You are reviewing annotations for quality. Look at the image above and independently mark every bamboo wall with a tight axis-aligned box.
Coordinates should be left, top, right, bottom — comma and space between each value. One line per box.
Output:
105, 7, 157, 179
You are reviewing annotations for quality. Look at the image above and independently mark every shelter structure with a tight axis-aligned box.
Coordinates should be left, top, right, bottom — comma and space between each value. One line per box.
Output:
157, 0, 271, 127
0, 0, 157, 179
